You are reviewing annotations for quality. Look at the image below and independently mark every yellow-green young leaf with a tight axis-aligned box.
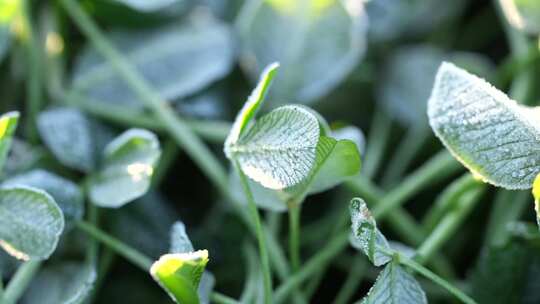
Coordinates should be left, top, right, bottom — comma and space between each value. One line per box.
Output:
21, 262, 97, 304
89, 129, 161, 208
499, 0, 540, 34
151, 250, 209, 304
362, 262, 427, 304
225, 62, 279, 148
226, 105, 320, 189
533, 173, 540, 230
0, 111, 18, 174
428, 62, 540, 190
0, 186, 64, 261
350, 198, 392, 267
237, 0, 367, 105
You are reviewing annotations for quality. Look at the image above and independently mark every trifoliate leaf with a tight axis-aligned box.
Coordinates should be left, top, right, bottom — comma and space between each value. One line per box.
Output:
226, 105, 320, 189
350, 198, 392, 266
2, 170, 84, 226
89, 129, 161, 208
237, 0, 367, 104
0, 111, 19, 174
225, 63, 279, 147
72, 19, 234, 112
428, 62, 540, 190
37, 108, 98, 172
170, 221, 194, 254
499, 0, 540, 34
0, 186, 64, 261
361, 261, 427, 304
151, 250, 209, 304
21, 262, 97, 304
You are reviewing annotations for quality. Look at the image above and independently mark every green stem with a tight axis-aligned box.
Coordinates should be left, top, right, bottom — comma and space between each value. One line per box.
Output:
3, 260, 41, 304
400, 257, 477, 304
363, 108, 392, 179
210, 292, 241, 304
76, 221, 153, 270
288, 202, 302, 272
234, 160, 273, 304
151, 139, 180, 187
274, 232, 349, 304
332, 256, 367, 304
416, 182, 485, 264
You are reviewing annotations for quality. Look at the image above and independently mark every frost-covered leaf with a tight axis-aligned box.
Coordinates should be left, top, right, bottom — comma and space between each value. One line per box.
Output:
0, 111, 18, 174
72, 19, 234, 112
350, 198, 392, 266
226, 105, 320, 189
499, 0, 540, 34
111, 0, 188, 13
151, 250, 209, 304
112, 192, 177, 258
21, 262, 96, 304
2, 170, 84, 226
237, 0, 367, 104
366, 0, 465, 42
428, 62, 540, 190
361, 262, 427, 304
170, 221, 194, 254
230, 169, 288, 212
89, 129, 161, 208
2, 139, 45, 178
333, 125, 366, 157
225, 63, 279, 147
0, 186, 64, 260
378, 45, 445, 126
37, 108, 101, 172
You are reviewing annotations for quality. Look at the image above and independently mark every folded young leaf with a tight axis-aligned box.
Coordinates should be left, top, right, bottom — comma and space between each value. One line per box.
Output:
72, 19, 234, 112
37, 108, 101, 172
0, 111, 19, 174
428, 62, 540, 190
170, 221, 194, 254
499, 0, 540, 34
3, 170, 84, 226
350, 198, 392, 266
226, 105, 320, 189
237, 0, 367, 104
361, 261, 427, 304
21, 262, 97, 304
89, 129, 161, 208
0, 186, 64, 260
151, 250, 209, 304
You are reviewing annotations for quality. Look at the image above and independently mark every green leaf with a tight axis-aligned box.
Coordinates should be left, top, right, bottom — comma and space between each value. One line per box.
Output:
499, 0, 540, 34
170, 221, 194, 254
2, 170, 84, 226
226, 105, 320, 189
225, 62, 279, 147
111, 0, 187, 13
72, 19, 234, 112
21, 262, 97, 304
428, 62, 540, 190
361, 261, 427, 304
229, 169, 288, 212
237, 0, 367, 104
89, 129, 161, 208
349, 198, 392, 266
151, 250, 210, 304
332, 125, 366, 157
0, 186, 64, 260
37, 108, 99, 172
0, 111, 19, 174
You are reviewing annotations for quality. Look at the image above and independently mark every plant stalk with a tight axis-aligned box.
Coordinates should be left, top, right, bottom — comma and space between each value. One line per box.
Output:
3, 260, 41, 304
288, 202, 302, 272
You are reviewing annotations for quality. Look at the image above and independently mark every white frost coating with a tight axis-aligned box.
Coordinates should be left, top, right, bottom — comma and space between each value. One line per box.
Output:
170, 221, 194, 254
349, 198, 392, 267
228, 105, 320, 190
0, 186, 64, 261
428, 62, 540, 190
361, 262, 427, 304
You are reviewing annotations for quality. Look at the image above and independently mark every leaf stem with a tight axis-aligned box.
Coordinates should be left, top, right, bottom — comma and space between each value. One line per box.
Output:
2, 260, 41, 304
234, 160, 273, 304
331, 256, 367, 304
274, 232, 349, 304
400, 257, 477, 304
363, 108, 392, 179
288, 202, 302, 272
211, 292, 241, 304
